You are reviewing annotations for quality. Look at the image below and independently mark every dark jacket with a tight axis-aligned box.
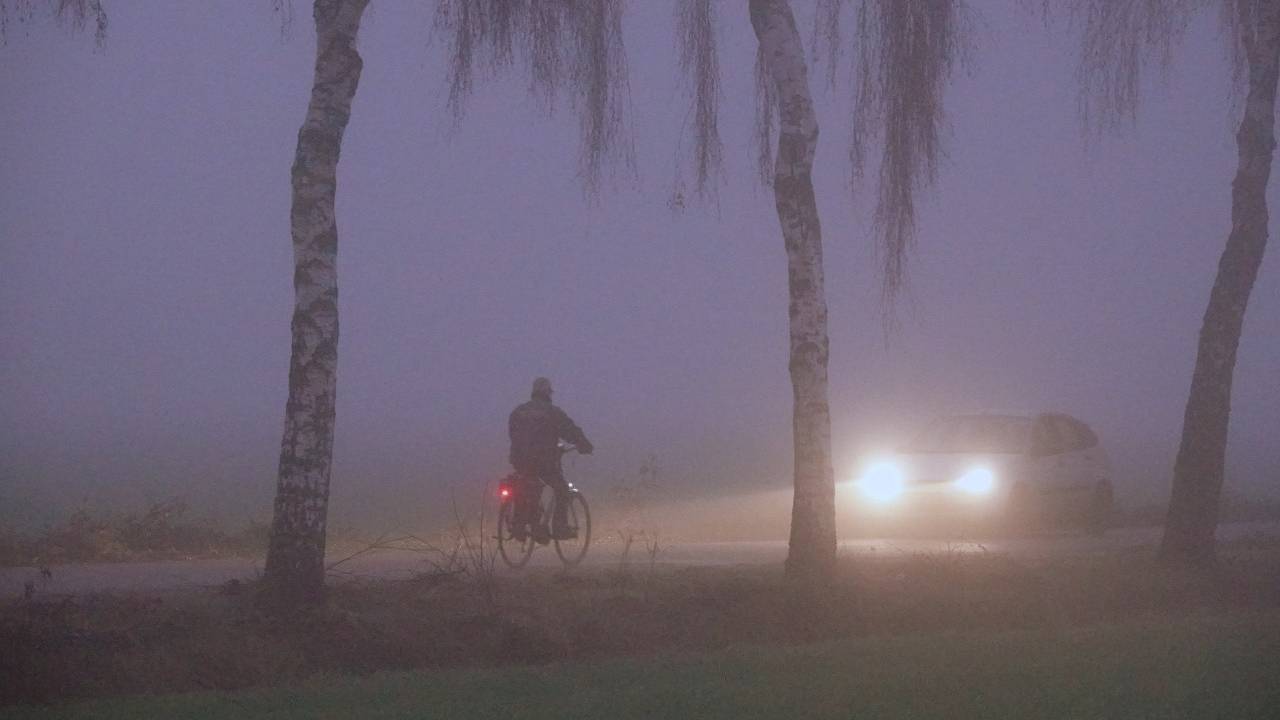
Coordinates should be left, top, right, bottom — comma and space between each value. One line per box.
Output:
508, 397, 592, 472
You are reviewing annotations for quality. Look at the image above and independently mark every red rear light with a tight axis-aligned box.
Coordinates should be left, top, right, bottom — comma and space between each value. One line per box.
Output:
499, 487, 511, 498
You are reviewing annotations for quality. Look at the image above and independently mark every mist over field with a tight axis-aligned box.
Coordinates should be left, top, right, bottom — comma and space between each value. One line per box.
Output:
7, 2, 1280, 716
2, 1, 1278, 535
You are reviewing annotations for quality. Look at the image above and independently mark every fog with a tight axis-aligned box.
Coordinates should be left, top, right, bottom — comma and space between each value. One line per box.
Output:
2, 1, 1277, 534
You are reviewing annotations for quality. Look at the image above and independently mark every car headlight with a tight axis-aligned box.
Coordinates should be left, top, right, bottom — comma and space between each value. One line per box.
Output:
954, 468, 995, 496
857, 462, 905, 504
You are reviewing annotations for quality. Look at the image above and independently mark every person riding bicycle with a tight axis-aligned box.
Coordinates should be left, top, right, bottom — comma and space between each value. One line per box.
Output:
509, 377, 593, 542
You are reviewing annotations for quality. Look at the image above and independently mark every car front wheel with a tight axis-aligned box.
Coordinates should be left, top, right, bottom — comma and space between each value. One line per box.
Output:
1004, 481, 1035, 534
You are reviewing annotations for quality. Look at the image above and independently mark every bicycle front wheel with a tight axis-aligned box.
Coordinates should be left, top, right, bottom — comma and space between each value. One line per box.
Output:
553, 492, 591, 566
497, 499, 535, 569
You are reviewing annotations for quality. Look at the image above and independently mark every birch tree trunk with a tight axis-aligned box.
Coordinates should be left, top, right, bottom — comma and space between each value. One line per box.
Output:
749, 0, 837, 581
263, 0, 370, 607
1160, 2, 1280, 564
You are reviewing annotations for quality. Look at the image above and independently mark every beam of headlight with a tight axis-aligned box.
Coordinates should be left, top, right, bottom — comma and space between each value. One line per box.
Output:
954, 468, 995, 495
857, 462, 905, 504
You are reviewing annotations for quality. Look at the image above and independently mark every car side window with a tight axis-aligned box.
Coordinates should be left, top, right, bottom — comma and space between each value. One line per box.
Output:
1031, 418, 1064, 456
1051, 417, 1081, 452
1067, 418, 1099, 450
1051, 416, 1099, 452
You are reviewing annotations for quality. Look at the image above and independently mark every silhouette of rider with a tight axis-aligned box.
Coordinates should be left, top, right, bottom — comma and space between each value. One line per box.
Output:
508, 377, 593, 541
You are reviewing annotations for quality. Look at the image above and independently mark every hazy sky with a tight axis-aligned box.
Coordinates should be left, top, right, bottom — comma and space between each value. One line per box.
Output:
2, 1, 1277, 531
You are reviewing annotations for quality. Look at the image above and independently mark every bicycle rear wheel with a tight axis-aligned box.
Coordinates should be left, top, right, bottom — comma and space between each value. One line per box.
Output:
497, 499, 535, 569
553, 492, 591, 566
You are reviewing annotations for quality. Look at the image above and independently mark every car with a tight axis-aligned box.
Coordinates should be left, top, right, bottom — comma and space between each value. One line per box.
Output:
851, 412, 1114, 533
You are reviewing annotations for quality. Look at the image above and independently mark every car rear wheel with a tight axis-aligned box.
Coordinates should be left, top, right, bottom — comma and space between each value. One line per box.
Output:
1084, 480, 1113, 536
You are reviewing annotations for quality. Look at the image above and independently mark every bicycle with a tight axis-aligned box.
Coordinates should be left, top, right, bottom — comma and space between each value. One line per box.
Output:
496, 444, 592, 568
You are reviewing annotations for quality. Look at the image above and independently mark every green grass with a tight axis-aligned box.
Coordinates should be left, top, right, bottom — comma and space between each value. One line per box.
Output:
8, 610, 1279, 720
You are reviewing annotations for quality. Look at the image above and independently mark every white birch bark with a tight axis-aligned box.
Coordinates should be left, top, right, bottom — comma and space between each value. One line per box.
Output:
749, 0, 837, 580
263, 0, 370, 606
1160, 1, 1280, 563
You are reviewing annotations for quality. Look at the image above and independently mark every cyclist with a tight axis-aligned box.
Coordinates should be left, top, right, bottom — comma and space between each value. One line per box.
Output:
508, 377, 593, 542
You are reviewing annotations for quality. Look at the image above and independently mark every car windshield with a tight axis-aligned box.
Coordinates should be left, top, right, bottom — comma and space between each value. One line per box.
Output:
903, 415, 1031, 454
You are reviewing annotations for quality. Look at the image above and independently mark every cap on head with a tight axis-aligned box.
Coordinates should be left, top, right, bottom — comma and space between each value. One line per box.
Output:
532, 377, 553, 400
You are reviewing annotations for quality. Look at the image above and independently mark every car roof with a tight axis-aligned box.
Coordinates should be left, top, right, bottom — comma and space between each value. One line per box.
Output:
941, 411, 1084, 422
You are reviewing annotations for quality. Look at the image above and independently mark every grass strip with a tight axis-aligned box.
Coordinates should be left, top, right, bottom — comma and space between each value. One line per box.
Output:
7, 609, 1279, 720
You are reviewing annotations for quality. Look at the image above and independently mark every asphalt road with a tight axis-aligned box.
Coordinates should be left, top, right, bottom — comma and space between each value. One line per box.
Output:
3, 521, 1277, 599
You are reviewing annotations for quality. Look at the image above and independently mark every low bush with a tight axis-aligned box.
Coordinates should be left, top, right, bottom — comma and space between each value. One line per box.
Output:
0, 501, 268, 567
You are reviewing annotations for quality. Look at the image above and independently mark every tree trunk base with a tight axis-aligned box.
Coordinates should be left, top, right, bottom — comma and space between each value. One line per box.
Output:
784, 549, 836, 583
257, 573, 327, 615
1157, 532, 1218, 567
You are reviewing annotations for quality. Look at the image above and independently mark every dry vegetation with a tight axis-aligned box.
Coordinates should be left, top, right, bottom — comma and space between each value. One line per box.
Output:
4, 536, 1279, 707
0, 501, 268, 568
